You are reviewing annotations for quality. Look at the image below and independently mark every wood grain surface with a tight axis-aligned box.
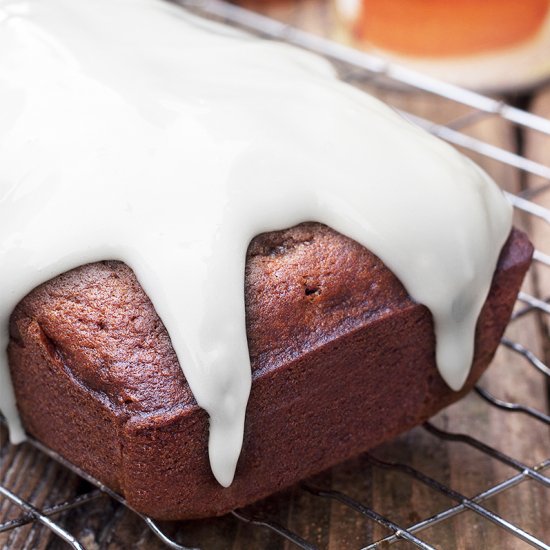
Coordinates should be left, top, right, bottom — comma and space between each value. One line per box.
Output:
1, 1, 549, 549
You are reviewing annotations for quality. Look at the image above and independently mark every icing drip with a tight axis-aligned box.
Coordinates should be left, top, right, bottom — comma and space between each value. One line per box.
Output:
0, 0, 512, 487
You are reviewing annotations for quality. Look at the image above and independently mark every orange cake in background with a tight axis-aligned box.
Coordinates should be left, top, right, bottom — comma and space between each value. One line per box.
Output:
337, 0, 550, 57
230, 0, 550, 90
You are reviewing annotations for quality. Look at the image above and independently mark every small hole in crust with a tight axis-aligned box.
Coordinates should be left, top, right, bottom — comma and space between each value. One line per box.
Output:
304, 286, 322, 303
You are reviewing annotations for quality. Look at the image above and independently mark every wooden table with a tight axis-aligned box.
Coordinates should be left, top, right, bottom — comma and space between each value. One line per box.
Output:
1, 1, 549, 548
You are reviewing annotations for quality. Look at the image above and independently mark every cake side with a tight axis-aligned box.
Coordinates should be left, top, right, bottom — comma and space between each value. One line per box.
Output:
8, 224, 533, 519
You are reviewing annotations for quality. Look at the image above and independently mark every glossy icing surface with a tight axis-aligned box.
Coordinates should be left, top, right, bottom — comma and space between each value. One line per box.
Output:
0, 0, 512, 486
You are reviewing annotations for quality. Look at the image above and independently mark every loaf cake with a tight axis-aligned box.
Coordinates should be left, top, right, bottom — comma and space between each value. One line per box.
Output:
0, 0, 532, 520
8, 225, 532, 519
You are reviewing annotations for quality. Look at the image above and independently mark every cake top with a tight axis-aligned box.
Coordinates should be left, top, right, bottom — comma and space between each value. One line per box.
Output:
0, 0, 512, 487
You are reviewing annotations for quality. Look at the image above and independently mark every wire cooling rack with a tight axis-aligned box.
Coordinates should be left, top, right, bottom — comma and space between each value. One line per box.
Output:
1, 1, 549, 548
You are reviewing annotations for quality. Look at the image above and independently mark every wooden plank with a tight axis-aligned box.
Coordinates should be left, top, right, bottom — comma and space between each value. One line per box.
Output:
525, 86, 550, 327
0, 427, 80, 549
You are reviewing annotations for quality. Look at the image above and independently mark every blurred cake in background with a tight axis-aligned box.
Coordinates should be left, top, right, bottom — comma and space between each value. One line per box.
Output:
335, 0, 550, 90
338, 0, 549, 58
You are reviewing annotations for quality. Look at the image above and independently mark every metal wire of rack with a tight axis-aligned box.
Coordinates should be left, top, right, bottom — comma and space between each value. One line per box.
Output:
1, 1, 549, 548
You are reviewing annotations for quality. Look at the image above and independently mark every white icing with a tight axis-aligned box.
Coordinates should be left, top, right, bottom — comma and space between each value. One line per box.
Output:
0, 0, 512, 487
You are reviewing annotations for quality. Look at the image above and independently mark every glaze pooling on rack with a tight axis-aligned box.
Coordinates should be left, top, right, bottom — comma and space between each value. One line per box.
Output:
0, 0, 512, 487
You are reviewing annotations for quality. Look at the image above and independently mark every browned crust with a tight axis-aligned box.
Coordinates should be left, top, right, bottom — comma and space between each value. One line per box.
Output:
8, 224, 533, 519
